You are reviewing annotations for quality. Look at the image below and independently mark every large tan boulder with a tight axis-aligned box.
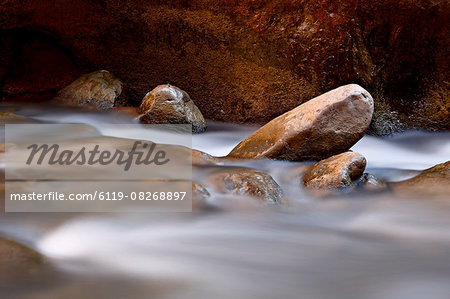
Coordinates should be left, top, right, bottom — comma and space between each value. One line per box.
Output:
301, 152, 366, 193
227, 84, 374, 161
139, 84, 207, 133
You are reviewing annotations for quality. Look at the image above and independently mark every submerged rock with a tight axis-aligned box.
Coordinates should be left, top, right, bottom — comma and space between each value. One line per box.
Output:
355, 173, 388, 192
0, 112, 34, 124
192, 181, 212, 210
228, 84, 374, 161
0, 238, 44, 281
207, 168, 285, 204
391, 161, 450, 198
54, 70, 123, 110
302, 152, 366, 193
139, 84, 206, 133
192, 149, 219, 166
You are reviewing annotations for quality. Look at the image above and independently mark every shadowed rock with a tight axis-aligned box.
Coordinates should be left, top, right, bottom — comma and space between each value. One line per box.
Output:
139, 84, 206, 133
54, 70, 123, 110
228, 85, 374, 161
302, 152, 366, 193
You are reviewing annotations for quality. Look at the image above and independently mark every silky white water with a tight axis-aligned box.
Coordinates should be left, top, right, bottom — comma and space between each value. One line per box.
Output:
1, 108, 449, 299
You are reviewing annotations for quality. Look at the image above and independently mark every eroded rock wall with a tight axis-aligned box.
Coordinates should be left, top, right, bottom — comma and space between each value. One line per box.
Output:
1, 0, 448, 131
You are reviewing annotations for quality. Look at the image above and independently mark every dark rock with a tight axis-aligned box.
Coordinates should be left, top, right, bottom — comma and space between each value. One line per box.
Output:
139, 84, 206, 133
227, 85, 373, 161
302, 152, 366, 193
207, 168, 285, 204
391, 161, 450, 198
53, 70, 124, 110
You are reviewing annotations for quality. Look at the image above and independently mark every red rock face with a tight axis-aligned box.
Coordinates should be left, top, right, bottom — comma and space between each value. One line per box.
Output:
0, 0, 448, 132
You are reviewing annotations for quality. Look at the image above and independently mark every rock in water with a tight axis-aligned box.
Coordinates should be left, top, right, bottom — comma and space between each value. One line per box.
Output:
0, 238, 44, 281
139, 84, 207, 133
391, 161, 450, 199
302, 152, 366, 192
54, 70, 123, 110
207, 168, 285, 204
227, 84, 374, 161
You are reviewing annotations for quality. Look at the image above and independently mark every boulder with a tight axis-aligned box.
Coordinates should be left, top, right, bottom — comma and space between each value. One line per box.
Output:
139, 84, 206, 133
53, 70, 123, 110
302, 152, 366, 192
207, 168, 285, 204
227, 85, 374, 161
391, 161, 450, 198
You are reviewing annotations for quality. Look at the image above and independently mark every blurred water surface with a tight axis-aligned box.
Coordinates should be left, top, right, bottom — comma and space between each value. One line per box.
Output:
1, 106, 450, 299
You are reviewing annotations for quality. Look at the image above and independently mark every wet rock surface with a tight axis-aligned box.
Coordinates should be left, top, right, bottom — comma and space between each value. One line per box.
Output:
302, 152, 366, 193
53, 70, 124, 110
227, 84, 374, 161
139, 84, 206, 133
391, 161, 450, 198
207, 168, 285, 204
192, 149, 219, 166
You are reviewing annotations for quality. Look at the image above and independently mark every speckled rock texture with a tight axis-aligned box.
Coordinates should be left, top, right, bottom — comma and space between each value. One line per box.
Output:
0, 0, 448, 132
139, 84, 207, 133
227, 84, 374, 161
53, 70, 123, 110
207, 168, 285, 204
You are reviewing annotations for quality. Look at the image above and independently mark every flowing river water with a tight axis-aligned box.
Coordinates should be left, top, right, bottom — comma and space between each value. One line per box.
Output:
1, 107, 450, 299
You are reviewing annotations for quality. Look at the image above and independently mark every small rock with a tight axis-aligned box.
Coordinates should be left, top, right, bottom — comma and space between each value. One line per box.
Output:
207, 168, 285, 204
227, 84, 374, 161
302, 152, 366, 193
391, 161, 450, 198
355, 173, 387, 192
192, 149, 219, 166
139, 84, 207, 133
192, 181, 212, 210
54, 70, 123, 110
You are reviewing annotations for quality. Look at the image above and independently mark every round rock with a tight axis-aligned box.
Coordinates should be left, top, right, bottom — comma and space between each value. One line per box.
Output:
302, 151, 367, 191
139, 84, 206, 133
54, 70, 123, 110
